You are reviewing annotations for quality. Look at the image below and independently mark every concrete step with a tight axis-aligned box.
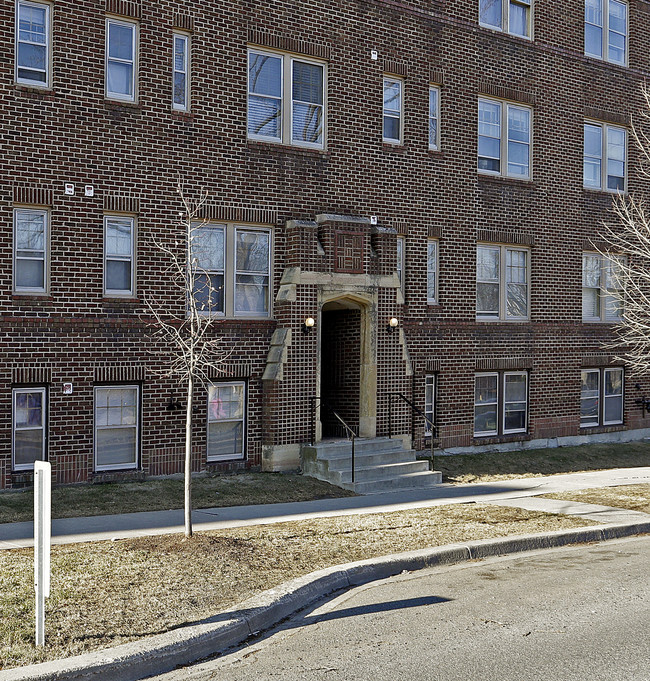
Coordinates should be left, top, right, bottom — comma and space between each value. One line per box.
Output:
351, 470, 443, 494
301, 437, 404, 460
331, 460, 431, 485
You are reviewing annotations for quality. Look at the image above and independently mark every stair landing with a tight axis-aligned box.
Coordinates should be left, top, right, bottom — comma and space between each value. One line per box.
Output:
301, 437, 442, 494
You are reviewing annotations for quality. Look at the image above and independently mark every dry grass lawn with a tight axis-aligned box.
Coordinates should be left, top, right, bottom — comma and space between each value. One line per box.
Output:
0, 504, 593, 670
541, 483, 650, 514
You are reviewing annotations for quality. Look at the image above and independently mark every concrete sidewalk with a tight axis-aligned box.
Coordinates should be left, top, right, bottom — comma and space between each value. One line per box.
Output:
2, 467, 649, 550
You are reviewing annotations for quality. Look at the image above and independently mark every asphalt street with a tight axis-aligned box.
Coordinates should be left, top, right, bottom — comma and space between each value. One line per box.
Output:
154, 536, 650, 681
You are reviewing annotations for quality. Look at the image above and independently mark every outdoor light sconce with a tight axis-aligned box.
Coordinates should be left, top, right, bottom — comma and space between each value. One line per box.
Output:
303, 317, 316, 334
166, 396, 183, 411
387, 317, 399, 333
634, 383, 650, 416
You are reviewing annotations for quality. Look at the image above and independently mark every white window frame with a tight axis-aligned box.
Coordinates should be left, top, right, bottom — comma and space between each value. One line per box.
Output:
476, 244, 530, 321
383, 76, 403, 144
15, 0, 51, 87
583, 121, 627, 193
580, 367, 624, 427
424, 374, 436, 436
396, 235, 405, 293
429, 85, 440, 150
584, 0, 628, 65
192, 223, 272, 318
207, 381, 247, 461
247, 48, 326, 150
104, 215, 135, 297
94, 385, 140, 471
582, 252, 624, 322
12, 387, 47, 471
478, 98, 532, 179
479, 0, 533, 39
172, 32, 189, 111
475, 371, 528, 437
105, 17, 138, 102
14, 207, 48, 294
427, 239, 438, 304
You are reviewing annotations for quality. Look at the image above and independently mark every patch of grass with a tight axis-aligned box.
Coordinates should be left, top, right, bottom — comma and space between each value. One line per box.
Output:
541, 484, 650, 514
0, 504, 593, 670
0, 474, 356, 525
438, 441, 650, 483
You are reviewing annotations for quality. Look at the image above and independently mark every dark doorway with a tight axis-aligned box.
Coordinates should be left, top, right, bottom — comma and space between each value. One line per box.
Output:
320, 306, 361, 437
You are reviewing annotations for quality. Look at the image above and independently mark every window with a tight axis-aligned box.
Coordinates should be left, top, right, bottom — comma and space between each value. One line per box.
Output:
479, 0, 532, 38
583, 122, 626, 192
208, 382, 246, 460
94, 386, 139, 470
477, 244, 529, 320
16, 1, 50, 87
478, 99, 531, 178
475, 372, 528, 436
192, 223, 271, 317
427, 239, 438, 304
582, 253, 624, 322
396, 235, 405, 290
247, 48, 325, 149
424, 375, 435, 436
173, 33, 189, 111
429, 86, 440, 150
106, 18, 137, 101
383, 76, 402, 144
104, 216, 135, 296
585, 0, 627, 65
581, 368, 623, 427
14, 208, 47, 293
13, 387, 46, 470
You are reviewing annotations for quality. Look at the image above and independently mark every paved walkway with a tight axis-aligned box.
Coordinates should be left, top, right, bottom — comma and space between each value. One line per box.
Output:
2, 467, 649, 550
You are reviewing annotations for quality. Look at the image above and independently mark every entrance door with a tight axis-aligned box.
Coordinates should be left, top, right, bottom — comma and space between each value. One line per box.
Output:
320, 306, 361, 437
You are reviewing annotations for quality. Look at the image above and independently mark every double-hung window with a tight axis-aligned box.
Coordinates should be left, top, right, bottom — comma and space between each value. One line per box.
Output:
475, 372, 528, 436
427, 239, 438, 304
16, 1, 50, 87
581, 368, 623, 427
478, 99, 531, 178
583, 122, 626, 192
106, 18, 137, 101
424, 375, 436, 436
14, 208, 48, 293
104, 216, 135, 296
207, 382, 246, 460
585, 0, 627, 65
477, 244, 529, 320
192, 223, 272, 317
582, 253, 624, 321
383, 76, 403, 144
247, 48, 325, 149
479, 0, 532, 38
429, 86, 440, 150
172, 33, 189, 111
13, 387, 47, 470
94, 385, 139, 470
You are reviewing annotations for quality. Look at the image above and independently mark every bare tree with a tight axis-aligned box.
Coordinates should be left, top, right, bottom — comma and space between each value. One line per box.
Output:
598, 87, 650, 375
144, 186, 227, 538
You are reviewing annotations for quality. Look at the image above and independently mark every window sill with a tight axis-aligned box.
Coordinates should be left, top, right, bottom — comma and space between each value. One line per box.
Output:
15, 84, 55, 98
12, 294, 53, 304
476, 317, 530, 323
583, 186, 627, 197
102, 297, 140, 305
473, 432, 531, 445
247, 140, 328, 156
579, 423, 625, 434
105, 99, 140, 109
172, 110, 193, 120
478, 173, 535, 187
477, 24, 533, 44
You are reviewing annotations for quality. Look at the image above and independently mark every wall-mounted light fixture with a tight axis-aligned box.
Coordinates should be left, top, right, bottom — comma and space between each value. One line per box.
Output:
634, 383, 650, 416
387, 317, 399, 333
303, 316, 316, 334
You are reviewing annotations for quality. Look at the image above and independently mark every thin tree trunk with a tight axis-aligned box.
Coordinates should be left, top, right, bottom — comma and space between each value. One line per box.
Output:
184, 373, 193, 538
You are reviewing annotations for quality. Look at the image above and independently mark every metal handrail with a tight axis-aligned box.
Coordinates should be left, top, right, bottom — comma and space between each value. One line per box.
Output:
388, 392, 436, 470
309, 396, 358, 483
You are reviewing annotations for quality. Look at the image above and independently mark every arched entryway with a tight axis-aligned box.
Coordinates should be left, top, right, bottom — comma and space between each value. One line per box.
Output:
317, 294, 377, 440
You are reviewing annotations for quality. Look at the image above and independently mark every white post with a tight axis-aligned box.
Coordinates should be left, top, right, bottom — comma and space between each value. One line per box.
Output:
34, 460, 51, 647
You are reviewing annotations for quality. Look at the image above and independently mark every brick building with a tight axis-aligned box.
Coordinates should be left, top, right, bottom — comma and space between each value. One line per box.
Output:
2, 0, 649, 489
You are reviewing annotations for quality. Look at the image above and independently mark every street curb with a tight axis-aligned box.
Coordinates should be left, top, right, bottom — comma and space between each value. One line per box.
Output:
2, 521, 649, 681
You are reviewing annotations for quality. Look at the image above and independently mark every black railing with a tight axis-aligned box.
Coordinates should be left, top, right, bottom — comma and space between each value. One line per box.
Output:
309, 396, 358, 483
388, 392, 436, 470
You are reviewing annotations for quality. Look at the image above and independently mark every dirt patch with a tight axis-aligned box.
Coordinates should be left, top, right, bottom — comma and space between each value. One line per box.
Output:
0, 504, 593, 670
540, 484, 650, 514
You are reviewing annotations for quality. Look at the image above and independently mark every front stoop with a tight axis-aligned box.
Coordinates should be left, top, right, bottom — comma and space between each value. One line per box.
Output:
301, 437, 442, 494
